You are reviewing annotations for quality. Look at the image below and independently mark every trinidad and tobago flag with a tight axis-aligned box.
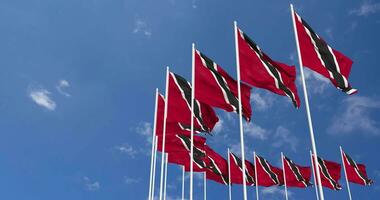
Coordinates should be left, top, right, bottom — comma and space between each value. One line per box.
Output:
204, 146, 229, 185
312, 155, 342, 190
236, 26, 301, 108
166, 72, 219, 133
194, 49, 252, 121
341, 149, 373, 186
229, 152, 255, 186
255, 154, 284, 187
283, 156, 312, 188
293, 10, 357, 95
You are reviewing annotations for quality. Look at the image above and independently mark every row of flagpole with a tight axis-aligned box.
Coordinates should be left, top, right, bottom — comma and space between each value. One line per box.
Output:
146, 4, 362, 200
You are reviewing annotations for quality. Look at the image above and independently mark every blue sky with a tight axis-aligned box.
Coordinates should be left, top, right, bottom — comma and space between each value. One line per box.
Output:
0, 0, 379, 199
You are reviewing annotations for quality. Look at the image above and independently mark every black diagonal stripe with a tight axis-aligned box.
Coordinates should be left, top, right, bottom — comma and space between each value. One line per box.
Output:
317, 157, 342, 190
299, 17, 354, 94
240, 31, 298, 107
197, 51, 242, 116
284, 157, 311, 187
230, 153, 255, 185
257, 156, 280, 185
171, 73, 210, 132
176, 134, 205, 156
343, 152, 373, 185
207, 156, 229, 185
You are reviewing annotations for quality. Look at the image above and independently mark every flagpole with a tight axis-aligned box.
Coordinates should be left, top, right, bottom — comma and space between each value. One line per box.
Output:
234, 20, 248, 200
227, 148, 232, 200
204, 172, 207, 200
148, 89, 159, 200
190, 43, 196, 200
340, 146, 353, 200
290, 4, 325, 200
254, 152, 259, 200
159, 67, 170, 200
182, 166, 185, 200
310, 151, 320, 200
164, 153, 168, 200
281, 152, 289, 200
152, 135, 158, 200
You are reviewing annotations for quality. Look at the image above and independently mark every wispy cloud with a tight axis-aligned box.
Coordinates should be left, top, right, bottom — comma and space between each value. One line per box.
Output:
213, 119, 224, 134
300, 68, 330, 94
114, 143, 138, 158
350, 1, 380, 16
56, 79, 71, 97
272, 126, 299, 152
29, 88, 56, 111
124, 177, 141, 184
244, 122, 269, 140
83, 176, 100, 191
191, 0, 198, 9
136, 122, 153, 143
261, 187, 292, 198
251, 92, 275, 111
133, 19, 152, 37
328, 96, 380, 135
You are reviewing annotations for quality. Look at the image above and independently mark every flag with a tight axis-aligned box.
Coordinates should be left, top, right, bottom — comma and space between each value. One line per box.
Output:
312, 155, 342, 190
229, 152, 255, 185
167, 72, 219, 133
194, 49, 252, 121
237, 27, 301, 108
157, 134, 206, 154
255, 154, 284, 187
283, 156, 312, 188
204, 146, 229, 185
293, 10, 357, 95
342, 150, 373, 186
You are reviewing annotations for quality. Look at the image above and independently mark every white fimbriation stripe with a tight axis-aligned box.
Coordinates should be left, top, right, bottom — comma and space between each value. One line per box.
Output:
152, 135, 158, 200
340, 146, 353, 200
290, 4, 325, 200
319, 159, 340, 190
310, 151, 320, 200
228, 149, 232, 200
163, 153, 168, 200
254, 152, 259, 200
258, 157, 280, 185
234, 21, 248, 200
159, 67, 170, 200
182, 166, 185, 200
281, 153, 289, 200
148, 89, 159, 200
190, 43, 195, 200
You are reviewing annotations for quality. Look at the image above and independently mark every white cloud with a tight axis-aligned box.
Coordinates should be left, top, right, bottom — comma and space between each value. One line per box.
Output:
251, 92, 274, 111
261, 187, 292, 198
115, 143, 138, 158
244, 122, 269, 140
328, 96, 380, 135
133, 19, 152, 37
301, 68, 330, 94
350, 1, 380, 16
213, 119, 224, 134
271, 126, 299, 152
124, 177, 141, 184
56, 79, 71, 97
83, 176, 100, 191
136, 122, 153, 143
29, 88, 56, 111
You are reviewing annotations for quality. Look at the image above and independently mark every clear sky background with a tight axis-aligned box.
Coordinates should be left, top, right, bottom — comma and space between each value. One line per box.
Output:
0, 0, 379, 199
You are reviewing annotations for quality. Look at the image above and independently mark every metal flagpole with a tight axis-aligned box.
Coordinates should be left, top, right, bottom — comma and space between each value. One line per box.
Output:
228, 148, 232, 200
148, 89, 159, 200
152, 135, 158, 200
204, 172, 207, 200
310, 151, 320, 200
290, 4, 325, 200
159, 67, 170, 200
281, 152, 289, 200
164, 153, 168, 200
190, 43, 196, 200
234, 20, 248, 200
340, 146, 353, 200
182, 166, 185, 200
254, 152, 259, 200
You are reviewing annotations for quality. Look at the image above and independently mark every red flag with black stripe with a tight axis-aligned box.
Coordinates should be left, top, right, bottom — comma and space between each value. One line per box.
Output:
204, 146, 229, 185
229, 152, 255, 185
237, 27, 301, 108
341, 150, 373, 186
283, 156, 312, 188
292, 10, 357, 95
312, 155, 342, 190
166, 72, 219, 133
255, 154, 284, 187
194, 49, 252, 121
